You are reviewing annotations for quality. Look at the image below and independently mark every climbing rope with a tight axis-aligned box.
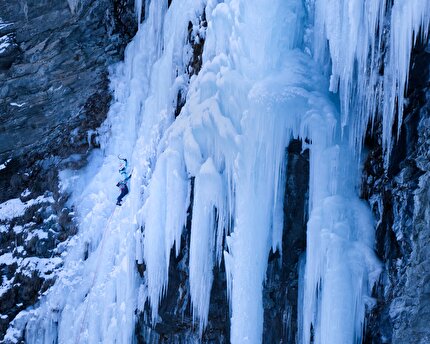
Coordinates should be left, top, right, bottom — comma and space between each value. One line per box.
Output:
74, 207, 118, 344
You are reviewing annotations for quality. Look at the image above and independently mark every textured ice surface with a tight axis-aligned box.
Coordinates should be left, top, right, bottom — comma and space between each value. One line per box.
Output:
312, 0, 430, 161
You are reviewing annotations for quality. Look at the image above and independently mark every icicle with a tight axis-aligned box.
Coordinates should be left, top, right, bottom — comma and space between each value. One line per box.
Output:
312, 0, 387, 154
189, 158, 225, 331
135, 0, 143, 23
312, 0, 430, 162
135, 228, 144, 265
164, 146, 190, 257
382, 0, 430, 162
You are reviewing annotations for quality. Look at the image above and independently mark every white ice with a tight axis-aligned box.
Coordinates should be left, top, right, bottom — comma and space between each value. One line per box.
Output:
142, 0, 380, 343
312, 0, 430, 161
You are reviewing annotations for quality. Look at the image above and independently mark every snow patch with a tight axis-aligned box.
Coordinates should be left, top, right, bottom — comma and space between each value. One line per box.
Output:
21, 189, 31, 198
0, 34, 13, 54
66, 0, 80, 14
0, 196, 55, 221
0, 22, 13, 30
0, 158, 11, 171
10, 102, 26, 107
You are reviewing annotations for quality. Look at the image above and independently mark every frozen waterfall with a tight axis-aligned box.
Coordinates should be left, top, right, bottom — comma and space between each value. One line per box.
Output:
5, 0, 429, 343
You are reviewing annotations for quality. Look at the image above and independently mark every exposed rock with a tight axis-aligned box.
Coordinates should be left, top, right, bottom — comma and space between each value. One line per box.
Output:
174, 10, 207, 118
362, 41, 430, 344
263, 140, 309, 343
0, 192, 77, 340
0, 0, 137, 203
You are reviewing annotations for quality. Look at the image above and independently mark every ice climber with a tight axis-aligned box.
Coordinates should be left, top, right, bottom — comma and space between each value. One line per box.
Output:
116, 158, 132, 206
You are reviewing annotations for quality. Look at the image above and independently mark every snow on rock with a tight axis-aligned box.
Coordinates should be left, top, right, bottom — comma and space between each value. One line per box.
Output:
9, 102, 25, 108
0, 34, 13, 54
0, 196, 54, 222
0, 20, 13, 31
0, 159, 11, 171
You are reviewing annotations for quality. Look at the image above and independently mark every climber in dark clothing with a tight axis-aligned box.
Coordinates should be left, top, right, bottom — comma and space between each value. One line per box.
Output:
116, 158, 132, 206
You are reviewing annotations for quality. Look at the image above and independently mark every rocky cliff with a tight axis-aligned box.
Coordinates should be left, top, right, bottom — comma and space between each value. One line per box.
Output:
0, 0, 136, 340
0, 0, 136, 202
363, 42, 430, 344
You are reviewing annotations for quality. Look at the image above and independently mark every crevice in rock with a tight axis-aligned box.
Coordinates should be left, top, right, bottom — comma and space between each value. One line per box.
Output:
263, 139, 309, 343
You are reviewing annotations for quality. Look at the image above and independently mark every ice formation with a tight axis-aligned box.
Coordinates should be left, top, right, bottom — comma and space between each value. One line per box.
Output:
5, 0, 429, 343
313, 0, 430, 159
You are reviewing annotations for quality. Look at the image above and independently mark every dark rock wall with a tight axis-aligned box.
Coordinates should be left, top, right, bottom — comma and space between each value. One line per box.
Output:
263, 140, 309, 344
363, 42, 430, 344
0, 192, 77, 340
0, 0, 137, 202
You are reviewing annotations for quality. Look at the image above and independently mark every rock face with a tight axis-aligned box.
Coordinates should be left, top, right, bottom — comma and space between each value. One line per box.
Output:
0, 0, 137, 203
0, 0, 137, 341
363, 42, 430, 344
0, 192, 76, 340
263, 140, 309, 343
